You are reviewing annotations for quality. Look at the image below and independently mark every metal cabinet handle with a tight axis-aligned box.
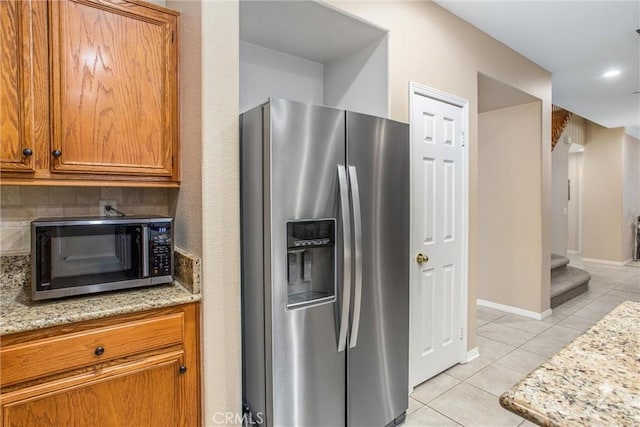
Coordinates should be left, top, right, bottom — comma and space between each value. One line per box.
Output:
22, 148, 33, 157
52, 149, 62, 158
94, 346, 105, 356
337, 165, 352, 353
348, 166, 363, 349
179, 365, 187, 374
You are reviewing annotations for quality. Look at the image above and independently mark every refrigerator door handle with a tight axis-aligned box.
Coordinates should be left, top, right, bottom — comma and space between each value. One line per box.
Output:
337, 165, 352, 353
348, 166, 363, 349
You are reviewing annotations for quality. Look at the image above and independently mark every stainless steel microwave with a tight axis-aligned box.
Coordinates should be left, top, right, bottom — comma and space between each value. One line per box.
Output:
31, 216, 173, 301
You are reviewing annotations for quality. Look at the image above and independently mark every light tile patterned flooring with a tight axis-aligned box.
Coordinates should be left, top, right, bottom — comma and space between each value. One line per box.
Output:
405, 258, 640, 426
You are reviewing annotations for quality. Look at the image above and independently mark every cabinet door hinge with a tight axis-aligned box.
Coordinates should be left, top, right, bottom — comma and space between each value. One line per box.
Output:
460, 327, 464, 340
461, 131, 465, 148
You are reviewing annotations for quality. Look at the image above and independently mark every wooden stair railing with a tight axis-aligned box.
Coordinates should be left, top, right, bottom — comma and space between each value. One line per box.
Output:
552, 105, 573, 150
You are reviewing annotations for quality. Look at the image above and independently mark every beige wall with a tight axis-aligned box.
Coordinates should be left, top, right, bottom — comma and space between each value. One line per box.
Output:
567, 152, 583, 252
167, 0, 203, 258
328, 1, 552, 327
622, 133, 640, 261
203, 1, 241, 425
0, 186, 170, 255
477, 102, 543, 312
162, 0, 242, 423
550, 115, 588, 257
582, 124, 625, 262
551, 137, 570, 256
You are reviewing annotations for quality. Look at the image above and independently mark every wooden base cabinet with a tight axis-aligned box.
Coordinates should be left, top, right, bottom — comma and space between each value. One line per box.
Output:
0, 0, 180, 186
0, 303, 200, 426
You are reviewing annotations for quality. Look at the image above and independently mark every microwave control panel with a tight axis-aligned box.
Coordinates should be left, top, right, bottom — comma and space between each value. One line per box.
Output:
149, 223, 172, 277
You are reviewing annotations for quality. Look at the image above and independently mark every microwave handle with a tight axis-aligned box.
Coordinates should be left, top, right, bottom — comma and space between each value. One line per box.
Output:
142, 225, 150, 277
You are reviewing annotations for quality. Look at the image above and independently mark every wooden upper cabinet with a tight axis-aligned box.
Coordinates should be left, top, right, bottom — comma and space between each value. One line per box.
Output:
0, 0, 179, 186
49, 0, 178, 177
0, 0, 47, 173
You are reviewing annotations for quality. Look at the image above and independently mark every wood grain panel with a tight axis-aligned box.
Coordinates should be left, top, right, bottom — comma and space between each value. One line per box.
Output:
0, 0, 21, 160
1, 351, 182, 427
1, 312, 184, 387
0, 0, 42, 173
50, 0, 178, 177
0, 303, 200, 425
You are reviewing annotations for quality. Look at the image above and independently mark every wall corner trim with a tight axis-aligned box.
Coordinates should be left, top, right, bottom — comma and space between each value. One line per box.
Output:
465, 347, 480, 364
581, 257, 632, 267
477, 299, 551, 321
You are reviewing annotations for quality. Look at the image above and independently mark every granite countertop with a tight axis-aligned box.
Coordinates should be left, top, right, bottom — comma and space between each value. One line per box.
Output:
500, 301, 640, 426
0, 250, 201, 336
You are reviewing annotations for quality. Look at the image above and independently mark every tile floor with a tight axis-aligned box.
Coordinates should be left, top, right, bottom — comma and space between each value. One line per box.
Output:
405, 258, 640, 426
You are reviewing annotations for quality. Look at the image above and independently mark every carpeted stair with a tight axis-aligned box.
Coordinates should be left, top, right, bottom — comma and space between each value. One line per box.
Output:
550, 254, 590, 308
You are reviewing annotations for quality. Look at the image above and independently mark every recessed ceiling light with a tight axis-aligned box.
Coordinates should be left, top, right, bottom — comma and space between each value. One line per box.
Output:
603, 69, 621, 78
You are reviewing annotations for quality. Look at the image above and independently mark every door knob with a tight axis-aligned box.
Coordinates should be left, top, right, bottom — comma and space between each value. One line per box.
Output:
52, 149, 62, 158
416, 253, 429, 264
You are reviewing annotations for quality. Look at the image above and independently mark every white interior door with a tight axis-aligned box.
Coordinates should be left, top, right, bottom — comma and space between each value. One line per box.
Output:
409, 84, 468, 388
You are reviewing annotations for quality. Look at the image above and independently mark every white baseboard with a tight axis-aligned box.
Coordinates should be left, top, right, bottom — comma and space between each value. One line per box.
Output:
477, 299, 552, 320
582, 257, 632, 267
465, 347, 479, 364
567, 250, 580, 255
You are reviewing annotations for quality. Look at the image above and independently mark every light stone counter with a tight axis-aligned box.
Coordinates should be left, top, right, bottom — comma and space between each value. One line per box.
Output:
0, 251, 201, 336
500, 301, 640, 426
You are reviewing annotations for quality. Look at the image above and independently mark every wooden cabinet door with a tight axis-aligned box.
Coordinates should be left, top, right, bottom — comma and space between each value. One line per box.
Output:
0, 0, 47, 173
1, 351, 187, 427
49, 0, 178, 178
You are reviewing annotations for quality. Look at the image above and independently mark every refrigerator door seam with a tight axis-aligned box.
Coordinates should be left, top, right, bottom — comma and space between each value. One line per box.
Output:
348, 165, 363, 349
337, 165, 352, 352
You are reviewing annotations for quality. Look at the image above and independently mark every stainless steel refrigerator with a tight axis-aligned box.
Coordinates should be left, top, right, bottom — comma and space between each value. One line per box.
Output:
241, 98, 409, 427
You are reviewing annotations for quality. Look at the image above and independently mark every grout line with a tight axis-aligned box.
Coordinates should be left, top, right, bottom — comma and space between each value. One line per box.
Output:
410, 374, 461, 406
411, 265, 630, 427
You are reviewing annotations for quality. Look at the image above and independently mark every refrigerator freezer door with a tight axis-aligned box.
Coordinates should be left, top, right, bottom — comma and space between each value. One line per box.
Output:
347, 166, 363, 350
337, 165, 352, 352
346, 112, 410, 427
268, 99, 347, 427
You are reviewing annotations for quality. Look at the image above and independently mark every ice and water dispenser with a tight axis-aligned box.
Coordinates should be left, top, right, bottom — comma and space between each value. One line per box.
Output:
286, 219, 335, 308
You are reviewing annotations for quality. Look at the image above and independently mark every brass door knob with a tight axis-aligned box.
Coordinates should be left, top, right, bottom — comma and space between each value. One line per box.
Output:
416, 253, 429, 264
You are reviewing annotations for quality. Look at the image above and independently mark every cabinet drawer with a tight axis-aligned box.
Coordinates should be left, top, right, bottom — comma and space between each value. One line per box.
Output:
1, 312, 184, 387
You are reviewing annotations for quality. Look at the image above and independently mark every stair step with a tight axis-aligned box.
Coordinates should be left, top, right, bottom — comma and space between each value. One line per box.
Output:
551, 266, 591, 308
551, 253, 570, 271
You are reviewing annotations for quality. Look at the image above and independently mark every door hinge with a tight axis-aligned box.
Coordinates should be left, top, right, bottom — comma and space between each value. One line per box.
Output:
460, 327, 464, 340
461, 132, 465, 148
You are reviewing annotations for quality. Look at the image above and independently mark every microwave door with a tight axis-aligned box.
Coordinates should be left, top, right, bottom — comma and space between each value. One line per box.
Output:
142, 225, 150, 278
115, 226, 133, 271
35, 228, 52, 290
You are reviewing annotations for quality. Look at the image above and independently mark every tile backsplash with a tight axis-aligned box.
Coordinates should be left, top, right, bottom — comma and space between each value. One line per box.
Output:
0, 186, 171, 255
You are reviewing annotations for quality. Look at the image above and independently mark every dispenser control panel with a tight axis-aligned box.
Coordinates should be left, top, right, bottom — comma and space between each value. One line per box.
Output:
287, 220, 335, 249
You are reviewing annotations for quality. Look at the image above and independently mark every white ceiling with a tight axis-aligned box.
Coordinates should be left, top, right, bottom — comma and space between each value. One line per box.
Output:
435, 1, 640, 130
240, 1, 387, 64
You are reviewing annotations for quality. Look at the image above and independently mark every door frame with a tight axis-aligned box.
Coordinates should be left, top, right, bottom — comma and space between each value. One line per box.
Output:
408, 81, 470, 390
